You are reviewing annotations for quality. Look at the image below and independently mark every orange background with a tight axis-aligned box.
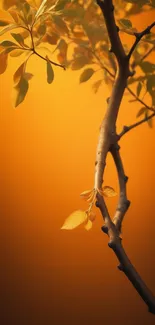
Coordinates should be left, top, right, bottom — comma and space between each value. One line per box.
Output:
0, 5, 155, 325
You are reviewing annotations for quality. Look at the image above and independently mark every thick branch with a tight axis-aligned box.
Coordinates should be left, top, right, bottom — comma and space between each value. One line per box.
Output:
128, 21, 155, 59
97, 0, 126, 64
119, 112, 155, 138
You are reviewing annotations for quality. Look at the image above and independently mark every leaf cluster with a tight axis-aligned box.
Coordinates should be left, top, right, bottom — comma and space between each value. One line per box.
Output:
0, 0, 155, 109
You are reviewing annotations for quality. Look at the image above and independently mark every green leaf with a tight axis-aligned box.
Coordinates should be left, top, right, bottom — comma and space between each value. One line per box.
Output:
71, 56, 90, 70
119, 18, 132, 29
52, 15, 69, 35
145, 111, 153, 128
38, 23, 46, 36
139, 61, 155, 74
11, 33, 25, 47
92, 79, 103, 94
54, 0, 67, 11
147, 75, 155, 106
0, 40, 17, 47
0, 51, 8, 74
136, 107, 147, 118
61, 210, 87, 230
0, 20, 10, 26
12, 77, 29, 108
46, 57, 54, 84
136, 82, 142, 97
80, 68, 95, 83
146, 75, 155, 92
13, 61, 26, 85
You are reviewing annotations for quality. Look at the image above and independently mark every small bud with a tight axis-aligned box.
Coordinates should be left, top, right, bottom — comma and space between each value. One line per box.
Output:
117, 264, 124, 271
124, 176, 128, 183
101, 225, 108, 234
116, 25, 120, 32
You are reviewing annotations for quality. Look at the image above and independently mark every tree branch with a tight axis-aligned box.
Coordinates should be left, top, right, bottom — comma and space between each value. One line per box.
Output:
33, 49, 66, 69
128, 21, 155, 59
118, 112, 155, 138
95, 0, 155, 313
131, 44, 155, 69
91, 49, 154, 113
96, 194, 155, 314
20, 25, 65, 70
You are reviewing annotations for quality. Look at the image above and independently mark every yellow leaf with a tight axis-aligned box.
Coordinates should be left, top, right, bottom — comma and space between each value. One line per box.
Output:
102, 186, 117, 198
61, 210, 87, 230
86, 193, 94, 202
0, 51, 8, 74
80, 189, 93, 197
10, 49, 24, 57
84, 219, 93, 231
89, 211, 96, 222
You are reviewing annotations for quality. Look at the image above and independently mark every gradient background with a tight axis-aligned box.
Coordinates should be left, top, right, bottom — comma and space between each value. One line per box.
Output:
0, 4, 155, 325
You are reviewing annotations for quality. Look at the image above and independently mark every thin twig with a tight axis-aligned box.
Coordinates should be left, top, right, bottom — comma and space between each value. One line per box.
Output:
132, 44, 155, 69
33, 49, 66, 69
128, 21, 155, 59
118, 112, 155, 138
127, 86, 155, 113
91, 49, 154, 113
17, 24, 65, 70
